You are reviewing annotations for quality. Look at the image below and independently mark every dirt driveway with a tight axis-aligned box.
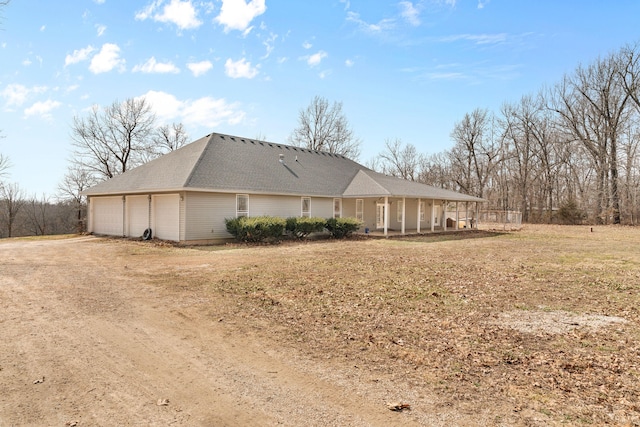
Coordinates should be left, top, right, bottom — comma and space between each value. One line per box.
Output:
0, 236, 458, 427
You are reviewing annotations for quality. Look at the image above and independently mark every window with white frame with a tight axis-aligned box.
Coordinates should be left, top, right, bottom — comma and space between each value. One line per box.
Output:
356, 199, 364, 222
301, 197, 311, 217
333, 198, 342, 218
420, 201, 426, 222
397, 200, 403, 222
236, 194, 249, 217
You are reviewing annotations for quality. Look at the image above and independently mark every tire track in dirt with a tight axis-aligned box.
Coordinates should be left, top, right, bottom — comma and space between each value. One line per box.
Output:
0, 237, 424, 426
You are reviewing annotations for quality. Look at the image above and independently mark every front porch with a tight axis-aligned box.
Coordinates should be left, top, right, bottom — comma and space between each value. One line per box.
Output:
343, 196, 481, 238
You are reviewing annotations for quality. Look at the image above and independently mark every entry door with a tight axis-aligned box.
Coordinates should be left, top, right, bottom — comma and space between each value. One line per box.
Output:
376, 203, 385, 229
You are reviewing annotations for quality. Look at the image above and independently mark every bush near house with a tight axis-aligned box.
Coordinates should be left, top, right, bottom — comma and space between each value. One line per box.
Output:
226, 216, 362, 242
225, 216, 286, 243
285, 216, 327, 239
325, 217, 361, 239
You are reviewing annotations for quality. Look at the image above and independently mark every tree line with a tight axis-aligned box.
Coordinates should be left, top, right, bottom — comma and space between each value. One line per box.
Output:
3, 41, 640, 237
374, 42, 640, 225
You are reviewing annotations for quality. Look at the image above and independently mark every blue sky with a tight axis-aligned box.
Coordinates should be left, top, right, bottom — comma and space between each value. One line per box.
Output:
1, 0, 640, 196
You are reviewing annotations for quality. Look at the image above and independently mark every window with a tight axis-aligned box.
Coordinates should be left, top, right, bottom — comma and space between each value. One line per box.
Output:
301, 197, 311, 217
333, 198, 342, 219
420, 201, 426, 222
397, 200, 404, 222
356, 199, 364, 222
236, 194, 249, 217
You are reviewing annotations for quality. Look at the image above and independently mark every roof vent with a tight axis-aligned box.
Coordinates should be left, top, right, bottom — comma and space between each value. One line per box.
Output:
279, 153, 285, 163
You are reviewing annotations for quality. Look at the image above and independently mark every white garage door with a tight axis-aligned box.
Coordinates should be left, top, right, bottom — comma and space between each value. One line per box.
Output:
92, 196, 123, 236
152, 194, 180, 241
126, 195, 149, 238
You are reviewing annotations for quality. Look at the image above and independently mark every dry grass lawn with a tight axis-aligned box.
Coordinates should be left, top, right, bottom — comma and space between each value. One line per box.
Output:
181, 224, 639, 425
2, 224, 639, 426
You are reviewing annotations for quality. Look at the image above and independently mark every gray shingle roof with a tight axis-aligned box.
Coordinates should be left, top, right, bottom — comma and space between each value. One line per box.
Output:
83, 132, 485, 202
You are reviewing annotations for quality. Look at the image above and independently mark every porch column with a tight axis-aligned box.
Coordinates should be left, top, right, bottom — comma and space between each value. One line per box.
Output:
456, 202, 459, 231
384, 196, 389, 236
443, 201, 448, 232
401, 197, 406, 235
475, 202, 480, 229
417, 198, 421, 234
430, 200, 435, 232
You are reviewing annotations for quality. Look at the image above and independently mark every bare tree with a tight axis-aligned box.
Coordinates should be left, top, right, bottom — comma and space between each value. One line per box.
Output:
25, 194, 49, 236
377, 138, 422, 181
418, 152, 454, 189
71, 97, 157, 181
449, 108, 503, 199
0, 152, 10, 180
152, 123, 189, 153
58, 165, 97, 233
0, 182, 25, 238
289, 96, 361, 159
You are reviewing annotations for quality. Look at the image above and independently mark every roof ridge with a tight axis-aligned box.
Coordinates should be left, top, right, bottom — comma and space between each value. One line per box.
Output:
182, 133, 216, 188
214, 131, 349, 159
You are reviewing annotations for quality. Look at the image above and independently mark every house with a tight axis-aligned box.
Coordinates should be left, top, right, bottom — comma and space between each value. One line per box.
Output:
83, 132, 485, 243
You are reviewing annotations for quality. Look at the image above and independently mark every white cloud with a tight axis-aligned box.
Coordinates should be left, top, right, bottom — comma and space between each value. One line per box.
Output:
65, 46, 95, 66
96, 24, 107, 36
346, 11, 395, 33
1, 84, 47, 109
132, 57, 180, 73
136, 0, 202, 30
261, 32, 278, 59
305, 50, 328, 67
89, 43, 125, 74
302, 41, 312, 49
224, 58, 259, 79
187, 60, 213, 77
399, 1, 421, 26
40, 25, 46, 32
24, 99, 62, 120
215, 0, 266, 33
345, 59, 354, 67
140, 90, 246, 128
439, 33, 507, 45
478, 0, 489, 9
318, 69, 331, 79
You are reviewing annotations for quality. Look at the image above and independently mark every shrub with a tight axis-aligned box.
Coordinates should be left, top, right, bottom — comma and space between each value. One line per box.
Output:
325, 217, 362, 239
557, 199, 585, 225
285, 216, 326, 239
225, 216, 286, 242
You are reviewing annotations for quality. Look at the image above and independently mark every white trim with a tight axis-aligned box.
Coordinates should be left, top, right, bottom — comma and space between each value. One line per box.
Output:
301, 196, 311, 217
356, 199, 364, 222
333, 198, 342, 218
236, 194, 249, 217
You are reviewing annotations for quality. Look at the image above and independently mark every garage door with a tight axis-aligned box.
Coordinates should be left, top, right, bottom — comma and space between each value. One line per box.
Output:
126, 195, 149, 238
91, 196, 123, 236
152, 194, 180, 241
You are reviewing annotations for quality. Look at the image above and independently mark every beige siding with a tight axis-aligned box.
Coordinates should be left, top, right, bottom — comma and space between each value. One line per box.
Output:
126, 195, 149, 238
184, 192, 236, 240
310, 197, 333, 218
91, 196, 124, 236
249, 194, 300, 217
152, 194, 180, 241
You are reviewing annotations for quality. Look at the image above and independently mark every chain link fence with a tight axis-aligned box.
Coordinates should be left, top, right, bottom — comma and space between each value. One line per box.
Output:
478, 210, 523, 231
